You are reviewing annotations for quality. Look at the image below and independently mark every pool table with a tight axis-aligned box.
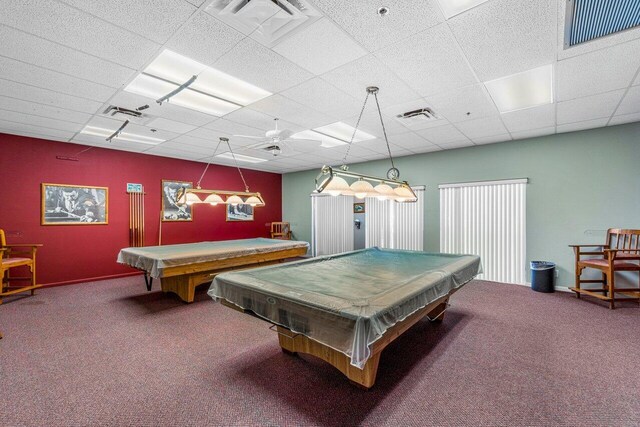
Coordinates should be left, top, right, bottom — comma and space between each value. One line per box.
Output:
117, 238, 309, 303
209, 247, 482, 388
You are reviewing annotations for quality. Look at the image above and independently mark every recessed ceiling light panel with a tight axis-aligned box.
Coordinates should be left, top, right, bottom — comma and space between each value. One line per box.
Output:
484, 64, 554, 113
215, 152, 268, 163
80, 125, 165, 145
291, 129, 347, 148
313, 122, 376, 144
124, 50, 271, 116
437, 0, 489, 19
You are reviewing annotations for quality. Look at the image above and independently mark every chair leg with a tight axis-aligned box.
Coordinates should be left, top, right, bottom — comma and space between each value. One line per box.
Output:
608, 270, 615, 310
30, 264, 36, 296
575, 265, 582, 298
602, 272, 608, 297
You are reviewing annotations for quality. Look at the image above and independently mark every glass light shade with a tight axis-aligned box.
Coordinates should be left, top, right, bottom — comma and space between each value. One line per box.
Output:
324, 176, 351, 196
226, 195, 244, 206
245, 195, 263, 207
204, 194, 224, 206
393, 185, 417, 202
350, 179, 374, 199
373, 183, 394, 200
185, 192, 202, 205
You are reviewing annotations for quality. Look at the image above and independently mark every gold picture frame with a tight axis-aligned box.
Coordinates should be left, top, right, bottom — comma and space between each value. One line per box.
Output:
353, 202, 365, 214
41, 183, 108, 225
162, 180, 193, 222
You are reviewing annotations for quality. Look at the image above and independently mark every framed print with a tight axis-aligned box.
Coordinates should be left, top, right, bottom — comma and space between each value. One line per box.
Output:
162, 180, 193, 222
41, 183, 108, 225
353, 202, 365, 214
226, 204, 254, 222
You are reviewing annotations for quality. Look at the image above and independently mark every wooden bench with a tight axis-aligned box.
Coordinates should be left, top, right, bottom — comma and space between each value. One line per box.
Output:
570, 228, 640, 309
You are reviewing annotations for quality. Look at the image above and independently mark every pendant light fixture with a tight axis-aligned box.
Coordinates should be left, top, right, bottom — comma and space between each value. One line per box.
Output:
177, 137, 265, 208
315, 86, 418, 202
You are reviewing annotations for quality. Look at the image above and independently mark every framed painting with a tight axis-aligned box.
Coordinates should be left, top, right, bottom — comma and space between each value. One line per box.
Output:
41, 183, 108, 225
353, 202, 365, 214
162, 180, 193, 222
226, 203, 254, 222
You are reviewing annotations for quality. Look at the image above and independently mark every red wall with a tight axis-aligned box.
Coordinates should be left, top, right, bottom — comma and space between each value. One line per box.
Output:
0, 133, 282, 285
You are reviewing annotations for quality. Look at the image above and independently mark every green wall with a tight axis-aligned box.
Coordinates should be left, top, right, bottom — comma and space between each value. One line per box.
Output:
282, 122, 640, 287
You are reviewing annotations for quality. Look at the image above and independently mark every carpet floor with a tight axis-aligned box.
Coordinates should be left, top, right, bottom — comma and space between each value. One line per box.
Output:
1, 277, 639, 426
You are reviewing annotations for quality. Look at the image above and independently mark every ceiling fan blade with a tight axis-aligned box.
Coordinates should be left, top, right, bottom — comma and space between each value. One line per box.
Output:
246, 141, 272, 150
233, 134, 265, 140
278, 129, 293, 140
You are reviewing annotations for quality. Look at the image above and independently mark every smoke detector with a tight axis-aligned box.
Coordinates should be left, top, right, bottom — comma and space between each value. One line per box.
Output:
207, 0, 321, 47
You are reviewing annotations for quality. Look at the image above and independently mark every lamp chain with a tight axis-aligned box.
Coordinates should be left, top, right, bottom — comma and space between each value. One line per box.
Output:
341, 91, 371, 167
372, 92, 396, 171
196, 137, 223, 189
226, 139, 250, 192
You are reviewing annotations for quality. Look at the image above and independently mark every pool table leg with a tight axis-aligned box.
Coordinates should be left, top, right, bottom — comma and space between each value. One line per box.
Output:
276, 326, 381, 389
427, 299, 449, 323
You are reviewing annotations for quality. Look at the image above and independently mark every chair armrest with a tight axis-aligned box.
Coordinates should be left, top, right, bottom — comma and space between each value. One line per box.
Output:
568, 244, 603, 248
3, 244, 43, 247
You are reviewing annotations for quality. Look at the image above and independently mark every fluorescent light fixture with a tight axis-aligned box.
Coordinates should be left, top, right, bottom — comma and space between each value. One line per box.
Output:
437, 0, 489, 19
291, 129, 347, 148
80, 125, 165, 145
125, 49, 272, 116
215, 152, 268, 163
313, 122, 376, 143
484, 64, 554, 113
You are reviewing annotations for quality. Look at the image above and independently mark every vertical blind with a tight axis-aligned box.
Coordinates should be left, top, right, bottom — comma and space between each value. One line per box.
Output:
365, 187, 425, 251
311, 193, 354, 256
439, 179, 527, 284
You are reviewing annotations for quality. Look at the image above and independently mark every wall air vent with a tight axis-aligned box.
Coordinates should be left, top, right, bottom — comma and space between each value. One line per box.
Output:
395, 108, 439, 126
207, 0, 321, 47
564, 0, 640, 48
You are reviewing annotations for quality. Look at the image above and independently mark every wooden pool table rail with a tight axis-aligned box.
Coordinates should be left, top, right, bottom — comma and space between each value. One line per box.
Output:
149, 246, 308, 303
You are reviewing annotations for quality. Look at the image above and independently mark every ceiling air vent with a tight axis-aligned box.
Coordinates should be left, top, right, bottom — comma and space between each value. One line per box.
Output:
102, 105, 152, 125
564, 0, 640, 48
207, 0, 321, 47
395, 108, 439, 126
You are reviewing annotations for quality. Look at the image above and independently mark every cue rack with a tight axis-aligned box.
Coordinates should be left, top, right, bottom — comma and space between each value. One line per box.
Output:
128, 187, 145, 247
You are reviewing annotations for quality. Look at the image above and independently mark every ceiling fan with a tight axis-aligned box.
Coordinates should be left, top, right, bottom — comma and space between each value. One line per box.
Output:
233, 118, 321, 157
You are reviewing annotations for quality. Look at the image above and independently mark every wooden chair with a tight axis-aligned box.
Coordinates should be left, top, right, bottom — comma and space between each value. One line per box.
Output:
270, 222, 292, 240
570, 228, 640, 309
0, 229, 42, 304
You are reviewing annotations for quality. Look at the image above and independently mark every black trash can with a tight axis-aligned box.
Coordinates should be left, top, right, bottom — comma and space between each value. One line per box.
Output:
530, 261, 555, 293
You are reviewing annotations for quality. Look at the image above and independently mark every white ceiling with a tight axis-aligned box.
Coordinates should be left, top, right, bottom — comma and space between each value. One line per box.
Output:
0, 0, 639, 174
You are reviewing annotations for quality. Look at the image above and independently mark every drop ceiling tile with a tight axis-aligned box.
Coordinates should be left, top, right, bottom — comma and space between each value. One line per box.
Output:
375, 24, 477, 97
0, 128, 70, 143
411, 145, 442, 154
146, 148, 206, 162
615, 86, 640, 116
511, 126, 556, 140
473, 134, 511, 145
501, 103, 556, 133
556, 0, 640, 60
342, 106, 409, 137
437, 140, 476, 149
109, 91, 216, 127
70, 135, 152, 153
153, 141, 215, 156
214, 38, 313, 93
609, 112, 640, 126
0, 110, 84, 133
0, 26, 135, 89
557, 118, 609, 133
449, 0, 556, 81
280, 78, 361, 119
312, 0, 444, 51
204, 118, 265, 138
146, 118, 197, 134
170, 134, 218, 149
0, 119, 75, 140
223, 108, 281, 131
557, 90, 625, 124
273, 18, 367, 75
166, 12, 244, 67
556, 39, 640, 101
321, 55, 420, 107
635, 73, 640, 86
248, 95, 333, 129
416, 124, 469, 144
0, 79, 103, 113
0, 96, 93, 124
387, 132, 433, 150
59, 0, 196, 44
0, 56, 116, 102
455, 116, 508, 139
426, 84, 498, 123
354, 138, 409, 155
0, 0, 159, 68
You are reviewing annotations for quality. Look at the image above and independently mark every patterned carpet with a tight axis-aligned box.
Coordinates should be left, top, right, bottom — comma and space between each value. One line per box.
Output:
1, 277, 638, 426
